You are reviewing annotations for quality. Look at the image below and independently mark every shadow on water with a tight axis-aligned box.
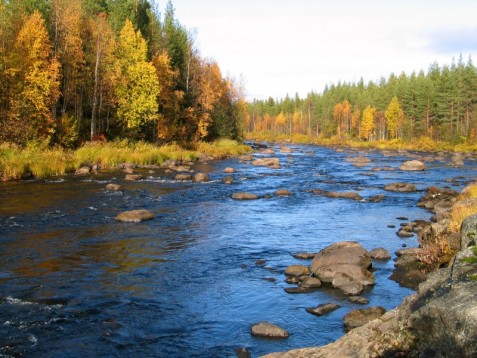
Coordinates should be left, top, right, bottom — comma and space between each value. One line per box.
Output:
1, 144, 477, 357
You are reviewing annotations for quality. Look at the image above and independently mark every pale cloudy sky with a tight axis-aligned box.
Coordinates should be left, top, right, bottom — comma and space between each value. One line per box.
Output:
162, 0, 477, 100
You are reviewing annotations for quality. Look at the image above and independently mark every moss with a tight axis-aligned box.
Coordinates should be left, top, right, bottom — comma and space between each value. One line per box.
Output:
462, 246, 477, 265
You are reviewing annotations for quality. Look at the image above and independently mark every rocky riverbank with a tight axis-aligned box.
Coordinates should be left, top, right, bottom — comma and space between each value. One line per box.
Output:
261, 187, 477, 358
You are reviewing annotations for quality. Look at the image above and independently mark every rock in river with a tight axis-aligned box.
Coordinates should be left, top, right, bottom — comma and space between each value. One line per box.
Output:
251, 322, 289, 338
105, 183, 122, 191
343, 306, 387, 331
125, 174, 142, 181
115, 209, 155, 223
369, 247, 391, 260
275, 189, 292, 196
399, 160, 426, 171
193, 172, 210, 182
384, 182, 417, 192
223, 167, 236, 173
310, 242, 374, 295
306, 303, 341, 317
231, 192, 259, 200
284, 265, 310, 277
251, 157, 281, 169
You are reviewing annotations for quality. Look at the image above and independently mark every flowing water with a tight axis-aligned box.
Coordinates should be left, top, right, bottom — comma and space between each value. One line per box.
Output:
1, 145, 476, 357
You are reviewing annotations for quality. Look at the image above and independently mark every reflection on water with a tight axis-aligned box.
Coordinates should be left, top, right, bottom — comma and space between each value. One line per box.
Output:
1, 145, 477, 357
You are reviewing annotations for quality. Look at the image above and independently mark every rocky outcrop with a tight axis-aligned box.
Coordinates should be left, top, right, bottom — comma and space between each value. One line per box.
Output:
115, 209, 155, 223
343, 306, 387, 331
251, 322, 289, 338
261, 215, 477, 358
399, 160, 426, 171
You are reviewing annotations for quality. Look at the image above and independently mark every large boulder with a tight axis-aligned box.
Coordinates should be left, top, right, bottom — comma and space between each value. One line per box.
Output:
399, 160, 426, 171
343, 306, 387, 331
310, 242, 372, 272
310, 242, 374, 295
251, 322, 289, 338
115, 209, 155, 223
384, 182, 417, 192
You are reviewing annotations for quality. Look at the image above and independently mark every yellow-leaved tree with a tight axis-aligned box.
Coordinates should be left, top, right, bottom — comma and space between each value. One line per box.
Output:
152, 50, 183, 142
8, 11, 60, 144
115, 20, 160, 132
360, 105, 376, 140
385, 96, 405, 139
196, 60, 224, 140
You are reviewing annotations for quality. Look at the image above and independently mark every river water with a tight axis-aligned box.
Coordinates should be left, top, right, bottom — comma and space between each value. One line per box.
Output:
1, 144, 476, 357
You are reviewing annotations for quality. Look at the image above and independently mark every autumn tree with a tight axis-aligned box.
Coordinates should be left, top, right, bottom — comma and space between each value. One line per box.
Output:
6, 11, 60, 145
115, 19, 159, 134
152, 50, 183, 142
385, 96, 405, 139
360, 105, 376, 140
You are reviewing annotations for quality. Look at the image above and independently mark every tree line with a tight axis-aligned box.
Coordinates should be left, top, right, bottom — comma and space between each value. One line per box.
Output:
246, 56, 477, 144
0, 0, 245, 147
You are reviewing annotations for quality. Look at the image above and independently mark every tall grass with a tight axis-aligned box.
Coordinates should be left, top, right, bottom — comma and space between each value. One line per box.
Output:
0, 142, 73, 180
196, 139, 252, 159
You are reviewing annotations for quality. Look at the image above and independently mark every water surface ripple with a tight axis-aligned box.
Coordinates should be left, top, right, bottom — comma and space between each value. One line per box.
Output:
1, 145, 476, 357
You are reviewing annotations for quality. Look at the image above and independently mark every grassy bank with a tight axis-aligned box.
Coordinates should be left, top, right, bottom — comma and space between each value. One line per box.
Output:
245, 131, 477, 152
0, 139, 252, 181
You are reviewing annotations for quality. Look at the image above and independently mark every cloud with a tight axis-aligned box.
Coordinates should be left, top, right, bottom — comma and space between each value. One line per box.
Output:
427, 27, 477, 54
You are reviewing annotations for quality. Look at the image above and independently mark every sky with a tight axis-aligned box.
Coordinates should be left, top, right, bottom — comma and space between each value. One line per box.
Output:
160, 0, 477, 100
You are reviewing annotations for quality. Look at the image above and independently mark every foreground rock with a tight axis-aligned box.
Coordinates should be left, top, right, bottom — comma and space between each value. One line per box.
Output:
384, 182, 417, 192
223, 167, 236, 173
125, 174, 142, 181
306, 303, 340, 317
284, 265, 310, 277
275, 189, 292, 196
260, 215, 477, 358
115, 210, 155, 223
399, 160, 426, 171
251, 322, 289, 338
231, 192, 259, 200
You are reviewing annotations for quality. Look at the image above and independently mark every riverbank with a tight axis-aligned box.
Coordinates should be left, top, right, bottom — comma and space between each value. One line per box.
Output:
245, 131, 477, 153
0, 139, 252, 181
261, 183, 477, 357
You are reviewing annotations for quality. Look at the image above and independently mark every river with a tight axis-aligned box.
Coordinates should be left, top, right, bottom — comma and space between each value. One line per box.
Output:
1, 144, 476, 357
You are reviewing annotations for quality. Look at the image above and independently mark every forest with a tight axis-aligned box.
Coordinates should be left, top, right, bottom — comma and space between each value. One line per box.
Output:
245, 56, 477, 146
0, 0, 245, 148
